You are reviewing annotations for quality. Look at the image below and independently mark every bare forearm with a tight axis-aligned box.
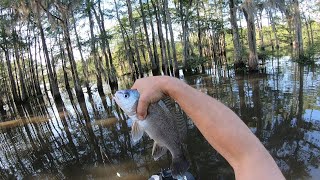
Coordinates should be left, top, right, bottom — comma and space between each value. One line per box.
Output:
161, 77, 284, 179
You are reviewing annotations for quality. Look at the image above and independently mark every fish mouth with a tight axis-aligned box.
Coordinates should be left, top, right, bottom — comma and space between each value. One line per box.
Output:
113, 93, 119, 102
113, 91, 124, 103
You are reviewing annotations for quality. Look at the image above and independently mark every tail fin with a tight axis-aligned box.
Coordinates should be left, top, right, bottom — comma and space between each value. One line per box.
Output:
171, 156, 190, 179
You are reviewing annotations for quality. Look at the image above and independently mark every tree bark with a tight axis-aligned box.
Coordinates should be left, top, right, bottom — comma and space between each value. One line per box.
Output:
139, 0, 155, 73
268, 9, 279, 49
178, 0, 191, 68
257, 9, 265, 51
114, 0, 135, 77
72, 12, 91, 96
59, 36, 74, 102
197, 0, 206, 73
93, 0, 118, 91
12, 30, 28, 102
165, 0, 178, 76
86, 0, 104, 94
26, 22, 39, 96
162, 0, 172, 75
55, 3, 84, 101
35, 2, 61, 100
293, 0, 304, 59
302, 13, 311, 48
229, 0, 244, 69
152, 0, 168, 75
2, 47, 20, 103
284, 7, 293, 46
34, 35, 42, 95
196, 0, 203, 59
242, 0, 258, 71
126, 0, 143, 77
147, 0, 160, 75
309, 16, 314, 46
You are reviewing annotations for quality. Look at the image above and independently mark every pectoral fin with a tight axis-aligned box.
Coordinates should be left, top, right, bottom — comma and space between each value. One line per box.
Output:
152, 142, 168, 160
131, 121, 143, 143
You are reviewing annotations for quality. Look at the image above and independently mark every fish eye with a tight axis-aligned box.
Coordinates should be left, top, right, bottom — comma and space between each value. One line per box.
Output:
124, 93, 129, 98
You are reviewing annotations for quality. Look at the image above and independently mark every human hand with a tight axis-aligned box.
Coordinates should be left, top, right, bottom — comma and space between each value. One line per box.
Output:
131, 76, 173, 119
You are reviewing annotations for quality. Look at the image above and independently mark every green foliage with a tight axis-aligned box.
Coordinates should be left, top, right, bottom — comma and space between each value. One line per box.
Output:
185, 55, 208, 70
223, 21, 320, 64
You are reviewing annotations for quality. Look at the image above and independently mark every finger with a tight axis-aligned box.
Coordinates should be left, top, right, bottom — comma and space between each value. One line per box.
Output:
136, 95, 149, 120
131, 78, 143, 90
131, 83, 138, 90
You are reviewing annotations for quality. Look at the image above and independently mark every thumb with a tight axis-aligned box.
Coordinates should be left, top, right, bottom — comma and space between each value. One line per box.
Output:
137, 96, 149, 120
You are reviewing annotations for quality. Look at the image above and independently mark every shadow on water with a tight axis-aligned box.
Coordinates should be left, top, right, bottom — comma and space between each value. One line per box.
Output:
0, 56, 320, 179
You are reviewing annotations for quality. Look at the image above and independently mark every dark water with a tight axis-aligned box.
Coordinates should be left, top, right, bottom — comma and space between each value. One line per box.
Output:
0, 56, 320, 180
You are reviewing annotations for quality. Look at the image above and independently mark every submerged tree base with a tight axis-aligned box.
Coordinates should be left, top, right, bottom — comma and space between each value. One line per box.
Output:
295, 53, 316, 65
152, 67, 161, 76
234, 61, 247, 74
234, 61, 246, 70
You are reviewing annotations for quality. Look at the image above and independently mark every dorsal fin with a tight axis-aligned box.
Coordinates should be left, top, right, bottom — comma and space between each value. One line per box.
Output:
160, 96, 188, 142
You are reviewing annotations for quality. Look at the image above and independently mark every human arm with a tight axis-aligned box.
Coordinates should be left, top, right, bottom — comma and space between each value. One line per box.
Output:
132, 76, 284, 180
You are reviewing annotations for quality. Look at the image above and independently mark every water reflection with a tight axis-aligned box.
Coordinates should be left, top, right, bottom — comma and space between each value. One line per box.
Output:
0, 57, 320, 179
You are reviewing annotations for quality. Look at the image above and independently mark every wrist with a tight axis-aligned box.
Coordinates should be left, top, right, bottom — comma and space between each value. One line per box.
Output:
159, 76, 181, 98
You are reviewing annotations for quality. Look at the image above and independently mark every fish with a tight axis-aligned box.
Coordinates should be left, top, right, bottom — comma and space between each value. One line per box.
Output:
114, 89, 189, 179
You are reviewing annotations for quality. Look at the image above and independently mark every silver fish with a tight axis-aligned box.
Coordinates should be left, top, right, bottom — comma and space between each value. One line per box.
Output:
114, 89, 189, 179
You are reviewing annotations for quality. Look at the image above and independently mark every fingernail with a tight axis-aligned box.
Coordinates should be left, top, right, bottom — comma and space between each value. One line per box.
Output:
138, 114, 145, 120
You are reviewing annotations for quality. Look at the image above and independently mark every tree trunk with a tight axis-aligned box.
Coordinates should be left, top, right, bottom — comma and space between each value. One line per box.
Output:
50, 49, 59, 89
308, 16, 314, 46
86, 0, 104, 94
60, 40, 74, 102
197, 0, 205, 73
293, 0, 304, 59
13, 55, 21, 98
92, 5, 110, 73
196, 0, 203, 59
139, 0, 155, 73
26, 22, 38, 97
2, 48, 20, 103
126, 0, 143, 77
162, 0, 172, 75
239, 11, 245, 46
242, 0, 258, 71
139, 25, 148, 68
152, 0, 168, 75
72, 12, 91, 96
268, 9, 279, 49
229, 0, 244, 69
302, 13, 311, 48
147, 0, 160, 75
13, 31, 28, 102
284, 9, 293, 46
92, 0, 118, 91
40, 47, 49, 97
257, 10, 265, 51
34, 35, 42, 95
178, 0, 191, 68
35, 2, 60, 100
165, 0, 178, 77
114, 0, 135, 76
60, 11, 84, 101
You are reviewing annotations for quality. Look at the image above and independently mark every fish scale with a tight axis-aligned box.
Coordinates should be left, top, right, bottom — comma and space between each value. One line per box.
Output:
161, 97, 188, 141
